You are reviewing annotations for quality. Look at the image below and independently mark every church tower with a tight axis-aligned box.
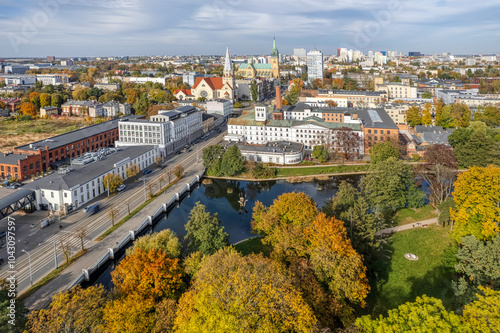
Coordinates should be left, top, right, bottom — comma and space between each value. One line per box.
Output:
270, 37, 280, 79
223, 47, 234, 87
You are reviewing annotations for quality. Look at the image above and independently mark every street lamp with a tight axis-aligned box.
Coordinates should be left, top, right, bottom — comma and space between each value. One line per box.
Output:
143, 176, 147, 202
22, 249, 33, 287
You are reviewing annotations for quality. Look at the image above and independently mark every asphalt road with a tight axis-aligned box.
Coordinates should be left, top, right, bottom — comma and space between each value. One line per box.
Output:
0, 128, 226, 294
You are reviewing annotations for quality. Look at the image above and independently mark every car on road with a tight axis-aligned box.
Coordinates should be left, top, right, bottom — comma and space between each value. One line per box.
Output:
6, 183, 21, 189
86, 203, 100, 216
117, 184, 126, 192
83, 205, 91, 213
175, 151, 182, 155
144, 169, 152, 175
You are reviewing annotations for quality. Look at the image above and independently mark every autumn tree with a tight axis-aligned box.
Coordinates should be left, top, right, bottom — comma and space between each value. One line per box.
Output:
185, 202, 229, 255
107, 206, 119, 226
39, 93, 51, 108
103, 173, 123, 194
422, 103, 433, 125
126, 229, 182, 258
112, 248, 185, 301
126, 162, 139, 180
305, 213, 370, 315
174, 248, 317, 332
312, 145, 328, 162
406, 105, 423, 127
356, 295, 464, 332
20, 102, 37, 116
361, 157, 425, 213
252, 192, 318, 260
171, 164, 183, 179
334, 127, 362, 162
450, 165, 500, 241
461, 287, 500, 331
418, 144, 458, 207
474, 105, 500, 126
369, 141, 399, 164
26, 285, 107, 333
103, 293, 156, 333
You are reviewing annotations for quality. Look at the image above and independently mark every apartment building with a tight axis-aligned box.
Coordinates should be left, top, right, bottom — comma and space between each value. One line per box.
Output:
116, 105, 203, 153
304, 89, 387, 108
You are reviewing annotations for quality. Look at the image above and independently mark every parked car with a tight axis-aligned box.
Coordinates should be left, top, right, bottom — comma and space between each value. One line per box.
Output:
6, 183, 20, 189
144, 169, 152, 175
176, 151, 182, 155
117, 184, 126, 192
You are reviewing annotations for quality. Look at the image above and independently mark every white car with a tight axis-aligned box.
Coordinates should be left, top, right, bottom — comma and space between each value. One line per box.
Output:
117, 185, 126, 192
82, 206, 91, 213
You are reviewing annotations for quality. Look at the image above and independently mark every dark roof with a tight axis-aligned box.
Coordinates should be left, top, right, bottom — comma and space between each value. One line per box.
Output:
25, 146, 155, 191
15, 115, 143, 152
0, 188, 35, 212
282, 103, 311, 112
318, 89, 385, 96
0, 153, 31, 165
421, 131, 450, 145
357, 108, 399, 129
415, 125, 444, 133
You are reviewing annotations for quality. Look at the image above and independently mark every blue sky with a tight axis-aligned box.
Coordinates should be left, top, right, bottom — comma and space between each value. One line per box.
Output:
0, 0, 498, 57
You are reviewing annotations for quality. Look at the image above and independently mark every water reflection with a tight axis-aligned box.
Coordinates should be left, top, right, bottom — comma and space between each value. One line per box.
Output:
154, 176, 363, 245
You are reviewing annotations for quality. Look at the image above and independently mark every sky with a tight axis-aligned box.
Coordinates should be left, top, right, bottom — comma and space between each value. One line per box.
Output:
0, 0, 499, 58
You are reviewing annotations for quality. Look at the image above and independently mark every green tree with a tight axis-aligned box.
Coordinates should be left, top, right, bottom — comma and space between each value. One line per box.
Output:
220, 144, 245, 177
361, 158, 425, 213
356, 295, 464, 332
250, 80, 258, 102
312, 145, 328, 162
174, 248, 317, 332
202, 145, 224, 170
369, 141, 399, 164
26, 285, 107, 333
451, 130, 497, 168
453, 236, 500, 301
185, 202, 229, 255
126, 229, 182, 258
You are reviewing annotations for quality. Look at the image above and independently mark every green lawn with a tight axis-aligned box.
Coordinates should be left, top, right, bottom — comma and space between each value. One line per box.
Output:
366, 226, 455, 316
276, 165, 369, 177
234, 237, 272, 257
393, 205, 439, 226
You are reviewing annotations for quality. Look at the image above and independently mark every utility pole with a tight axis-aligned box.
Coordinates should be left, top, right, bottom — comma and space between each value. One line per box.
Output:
143, 176, 147, 202
106, 175, 109, 198
54, 241, 58, 269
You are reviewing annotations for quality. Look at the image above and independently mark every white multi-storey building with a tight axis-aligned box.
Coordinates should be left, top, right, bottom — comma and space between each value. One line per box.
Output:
376, 82, 418, 99
307, 49, 324, 83
27, 146, 159, 212
1, 75, 36, 85
226, 104, 363, 153
207, 99, 233, 118
116, 105, 203, 153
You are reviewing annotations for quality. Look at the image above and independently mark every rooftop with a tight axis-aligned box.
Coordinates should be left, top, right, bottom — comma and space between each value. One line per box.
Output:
15, 115, 143, 152
25, 146, 156, 191
0, 153, 32, 166
357, 108, 399, 129
235, 141, 303, 154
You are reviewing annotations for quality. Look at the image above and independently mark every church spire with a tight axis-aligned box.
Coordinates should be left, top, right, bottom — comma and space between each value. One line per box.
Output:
224, 46, 232, 73
271, 37, 279, 58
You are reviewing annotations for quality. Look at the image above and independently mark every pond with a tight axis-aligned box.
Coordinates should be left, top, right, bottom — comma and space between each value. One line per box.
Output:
92, 175, 363, 288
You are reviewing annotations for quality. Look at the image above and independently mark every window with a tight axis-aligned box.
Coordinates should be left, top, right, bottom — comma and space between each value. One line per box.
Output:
51, 192, 54, 198
368, 129, 371, 134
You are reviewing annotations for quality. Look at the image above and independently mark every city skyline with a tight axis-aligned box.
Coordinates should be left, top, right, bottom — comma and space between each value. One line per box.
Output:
0, 0, 499, 57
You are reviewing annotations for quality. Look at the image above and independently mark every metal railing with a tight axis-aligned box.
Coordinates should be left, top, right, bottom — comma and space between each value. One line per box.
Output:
68, 168, 206, 289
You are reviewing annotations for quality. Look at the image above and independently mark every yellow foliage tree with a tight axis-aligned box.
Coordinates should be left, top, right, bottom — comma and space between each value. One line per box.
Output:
461, 286, 500, 332
174, 248, 316, 332
451, 165, 500, 241
103, 293, 156, 333
26, 285, 107, 332
103, 173, 123, 194
39, 93, 51, 108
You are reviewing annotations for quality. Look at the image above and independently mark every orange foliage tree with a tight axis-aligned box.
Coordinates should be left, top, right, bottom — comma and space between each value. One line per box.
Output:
111, 248, 185, 301
20, 102, 37, 116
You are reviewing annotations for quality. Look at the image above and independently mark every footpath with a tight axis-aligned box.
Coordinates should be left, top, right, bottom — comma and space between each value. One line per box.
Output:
376, 217, 439, 236
24, 163, 205, 310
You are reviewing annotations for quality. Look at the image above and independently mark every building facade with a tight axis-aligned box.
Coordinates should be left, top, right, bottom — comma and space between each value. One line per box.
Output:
307, 49, 324, 83
236, 38, 280, 79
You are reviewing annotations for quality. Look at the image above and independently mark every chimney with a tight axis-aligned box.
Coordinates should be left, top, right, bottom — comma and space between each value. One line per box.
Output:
275, 86, 282, 110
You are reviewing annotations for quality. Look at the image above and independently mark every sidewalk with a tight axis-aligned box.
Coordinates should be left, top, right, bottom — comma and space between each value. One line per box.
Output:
376, 218, 439, 236
24, 163, 205, 310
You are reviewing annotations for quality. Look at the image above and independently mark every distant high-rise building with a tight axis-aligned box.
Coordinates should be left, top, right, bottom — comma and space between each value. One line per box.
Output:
307, 49, 323, 83
294, 48, 307, 59
47, 56, 55, 62
408, 52, 422, 57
